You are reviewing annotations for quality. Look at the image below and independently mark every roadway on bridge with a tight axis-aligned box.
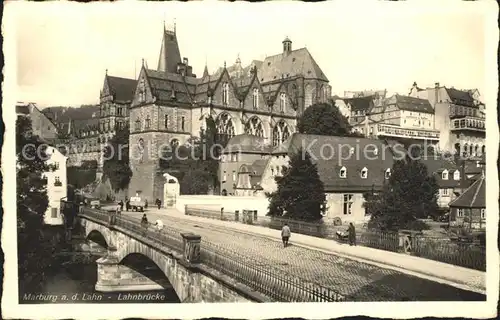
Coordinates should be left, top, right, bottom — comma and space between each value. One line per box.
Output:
120, 208, 484, 301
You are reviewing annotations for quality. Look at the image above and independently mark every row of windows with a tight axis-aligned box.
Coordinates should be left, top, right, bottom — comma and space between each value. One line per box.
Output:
450, 105, 478, 117
441, 170, 460, 181
456, 208, 485, 219
134, 116, 186, 131
221, 82, 287, 112
100, 104, 125, 117
338, 167, 391, 179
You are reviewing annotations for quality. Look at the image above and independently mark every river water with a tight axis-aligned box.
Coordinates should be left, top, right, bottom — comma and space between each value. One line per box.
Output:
20, 248, 180, 304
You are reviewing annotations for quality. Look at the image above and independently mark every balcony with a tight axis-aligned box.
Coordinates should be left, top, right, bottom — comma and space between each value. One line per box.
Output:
376, 124, 440, 140
451, 116, 485, 132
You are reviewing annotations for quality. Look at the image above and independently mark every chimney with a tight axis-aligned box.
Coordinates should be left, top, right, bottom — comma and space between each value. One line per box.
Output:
435, 82, 440, 88
183, 57, 188, 65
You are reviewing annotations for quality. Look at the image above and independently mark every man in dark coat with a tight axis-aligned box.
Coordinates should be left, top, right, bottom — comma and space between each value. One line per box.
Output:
348, 223, 356, 246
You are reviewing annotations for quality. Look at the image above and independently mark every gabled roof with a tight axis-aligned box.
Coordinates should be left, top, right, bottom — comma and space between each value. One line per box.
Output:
249, 159, 268, 177
144, 68, 196, 104
446, 87, 476, 107
106, 75, 137, 102
343, 96, 373, 111
390, 94, 434, 114
449, 173, 485, 208
272, 133, 395, 192
257, 48, 328, 83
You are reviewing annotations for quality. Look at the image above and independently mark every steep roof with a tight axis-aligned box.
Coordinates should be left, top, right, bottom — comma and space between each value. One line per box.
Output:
249, 159, 268, 177
446, 88, 476, 107
106, 75, 137, 102
144, 68, 197, 104
343, 96, 373, 111
257, 48, 328, 83
273, 133, 395, 192
157, 29, 182, 74
449, 173, 485, 208
391, 94, 434, 114
420, 157, 462, 188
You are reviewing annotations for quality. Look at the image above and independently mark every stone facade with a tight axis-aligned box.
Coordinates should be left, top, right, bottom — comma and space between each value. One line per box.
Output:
127, 27, 330, 202
81, 215, 257, 302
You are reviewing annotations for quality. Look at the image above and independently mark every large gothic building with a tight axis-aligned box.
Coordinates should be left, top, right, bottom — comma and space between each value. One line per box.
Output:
120, 26, 331, 201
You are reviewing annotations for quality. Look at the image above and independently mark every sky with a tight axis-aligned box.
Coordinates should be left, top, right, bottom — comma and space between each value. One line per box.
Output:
12, 1, 489, 108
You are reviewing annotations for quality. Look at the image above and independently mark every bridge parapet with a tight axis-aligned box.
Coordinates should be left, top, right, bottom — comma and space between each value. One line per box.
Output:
79, 208, 345, 302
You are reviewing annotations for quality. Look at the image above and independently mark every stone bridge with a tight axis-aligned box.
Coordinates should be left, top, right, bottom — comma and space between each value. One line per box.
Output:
79, 212, 268, 303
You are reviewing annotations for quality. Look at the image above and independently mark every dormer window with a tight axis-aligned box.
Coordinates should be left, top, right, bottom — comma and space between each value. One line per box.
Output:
280, 92, 286, 112
139, 78, 146, 102
385, 168, 391, 179
453, 170, 460, 181
360, 167, 368, 179
442, 169, 449, 180
222, 82, 229, 105
339, 166, 347, 178
253, 88, 259, 109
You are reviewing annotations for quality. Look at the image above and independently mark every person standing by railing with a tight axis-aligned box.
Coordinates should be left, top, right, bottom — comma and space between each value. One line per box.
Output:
281, 223, 291, 248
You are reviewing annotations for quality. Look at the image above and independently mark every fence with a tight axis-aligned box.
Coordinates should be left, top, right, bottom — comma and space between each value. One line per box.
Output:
185, 206, 486, 271
79, 208, 345, 302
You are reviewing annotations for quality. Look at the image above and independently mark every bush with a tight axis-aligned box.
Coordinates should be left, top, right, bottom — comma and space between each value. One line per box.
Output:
402, 220, 431, 231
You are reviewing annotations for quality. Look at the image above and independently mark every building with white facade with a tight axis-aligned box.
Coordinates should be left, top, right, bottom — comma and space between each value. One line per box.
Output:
42, 146, 68, 225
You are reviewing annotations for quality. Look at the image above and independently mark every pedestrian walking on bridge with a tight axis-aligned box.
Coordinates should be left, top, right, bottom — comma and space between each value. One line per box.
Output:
281, 223, 291, 248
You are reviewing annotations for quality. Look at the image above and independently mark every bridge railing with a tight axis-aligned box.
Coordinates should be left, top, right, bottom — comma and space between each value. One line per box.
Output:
79, 208, 345, 302
200, 240, 345, 302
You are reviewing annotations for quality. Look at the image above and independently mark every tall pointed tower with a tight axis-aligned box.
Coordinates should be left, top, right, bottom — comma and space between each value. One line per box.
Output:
157, 24, 182, 73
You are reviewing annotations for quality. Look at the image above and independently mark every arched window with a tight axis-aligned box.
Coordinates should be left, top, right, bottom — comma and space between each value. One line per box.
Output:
135, 119, 141, 131
481, 145, 486, 155
339, 166, 347, 178
145, 116, 151, 129
215, 112, 235, 144
360, 167, 368, 179
462, 143, 468, 158
385, 168, 391, 179
280, 92, 286, 112
139, 78, 146, 102
222, 82, 229, 105
252, 88, 259, 109
272, 120, 290, 146
245, 116, 264, 137
453, 170, 460, 181
474, 144, 479, 157
304, 84, 313, 108
442, 169, 449, 180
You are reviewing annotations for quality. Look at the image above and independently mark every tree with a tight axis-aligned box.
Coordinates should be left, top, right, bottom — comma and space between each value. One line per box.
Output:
365, 155, 438, 231
16, 116, 53, 286
266, 149, 326, 221
159, 116, 221, 195
297, 102, 356, 136
102, 125, 132, 192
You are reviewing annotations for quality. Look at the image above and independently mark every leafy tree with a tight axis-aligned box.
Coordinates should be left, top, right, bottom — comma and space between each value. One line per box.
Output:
16, 116, 53, 286
297, 102, 357, 136
366, 155, 438, 231
159, 116, 220, 194
102, 125, 132, 191
266, 149, 326, 221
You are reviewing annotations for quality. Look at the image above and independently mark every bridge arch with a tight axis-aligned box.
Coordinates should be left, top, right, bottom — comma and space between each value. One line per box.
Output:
119, 253, 181, 302
86, 230, 109, 248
